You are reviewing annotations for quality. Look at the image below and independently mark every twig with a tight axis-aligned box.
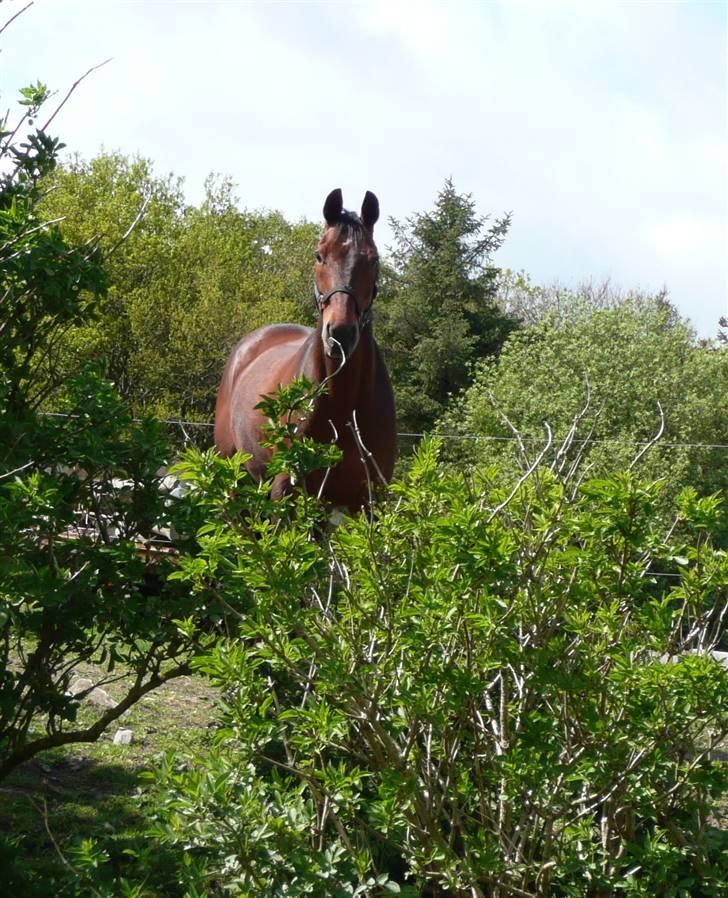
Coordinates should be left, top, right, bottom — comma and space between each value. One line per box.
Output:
0, 460, 34, 480
350, 408, 388, 485
40, 58, 113, 134
629, 401, 665, 470
105, 193, 150, 255
315, 418, 338, 501
31, 795, 106, 898
0, 216, 67, 258
0, 2, 33, 37
551, 373, 591, 475
487, 423, 553, 523
488, 391, 530, 467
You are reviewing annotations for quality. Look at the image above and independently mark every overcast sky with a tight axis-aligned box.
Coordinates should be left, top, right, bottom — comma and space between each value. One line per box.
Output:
3, 0, 726, 338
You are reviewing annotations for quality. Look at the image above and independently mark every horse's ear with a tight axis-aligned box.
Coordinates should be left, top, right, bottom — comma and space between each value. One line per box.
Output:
361, 191, 379, 230
323, 188, 343, 224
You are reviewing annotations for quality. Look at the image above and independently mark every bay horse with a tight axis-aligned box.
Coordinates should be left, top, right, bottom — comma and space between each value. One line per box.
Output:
214, 188, 396, 512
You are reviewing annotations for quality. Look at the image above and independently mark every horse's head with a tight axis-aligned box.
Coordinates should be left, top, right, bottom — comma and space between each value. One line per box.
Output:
314, 188, 380, 360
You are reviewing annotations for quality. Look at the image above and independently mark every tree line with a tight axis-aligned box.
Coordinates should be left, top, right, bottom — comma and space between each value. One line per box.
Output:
38, 151, 728, 519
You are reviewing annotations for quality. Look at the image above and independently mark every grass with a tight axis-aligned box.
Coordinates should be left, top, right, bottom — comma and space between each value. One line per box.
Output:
0, 667, 220, 897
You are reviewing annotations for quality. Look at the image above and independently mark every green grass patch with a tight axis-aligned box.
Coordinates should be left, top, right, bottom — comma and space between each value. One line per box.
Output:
0, 669, 220, 897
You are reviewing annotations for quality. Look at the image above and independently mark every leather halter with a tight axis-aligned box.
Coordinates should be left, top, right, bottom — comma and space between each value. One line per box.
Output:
312, 282, 376, 329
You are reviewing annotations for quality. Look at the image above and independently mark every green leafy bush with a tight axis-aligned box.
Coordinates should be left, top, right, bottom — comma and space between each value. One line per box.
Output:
0, 82, 224, 783
141, 435, 728, 897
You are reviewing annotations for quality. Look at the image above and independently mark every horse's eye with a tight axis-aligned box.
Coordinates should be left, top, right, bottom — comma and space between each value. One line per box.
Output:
315, 252, 324, 264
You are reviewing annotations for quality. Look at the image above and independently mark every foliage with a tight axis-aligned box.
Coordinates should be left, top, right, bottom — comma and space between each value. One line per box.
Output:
439, 292, 728, 534
37, 152, 186, 406
40, 167, 522, 435
139, 432, 728, 897
40, 155, 320, 420
494, 271, 631, 328
377, 179, 517, 434
0, 84, 106, 416
4, 47, 728, 898
0, 86, 227, 784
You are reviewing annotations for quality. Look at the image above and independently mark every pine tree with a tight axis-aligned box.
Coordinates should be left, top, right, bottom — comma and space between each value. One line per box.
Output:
378, 179, 517, 433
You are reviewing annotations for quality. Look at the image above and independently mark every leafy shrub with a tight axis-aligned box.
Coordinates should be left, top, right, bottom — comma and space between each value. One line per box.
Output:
0, 81, 224, 783
141, 434, 728, 897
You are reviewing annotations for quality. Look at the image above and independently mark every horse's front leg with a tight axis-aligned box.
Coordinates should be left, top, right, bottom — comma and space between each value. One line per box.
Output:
270, 473, 294, 502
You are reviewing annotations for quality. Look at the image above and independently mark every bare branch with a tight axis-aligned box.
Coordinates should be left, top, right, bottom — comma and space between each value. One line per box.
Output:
487, 423, 553, 523
105, 193, 150, 256
0, 460, 33, 481
1, 216, 67, 260
0, 661, 191, 781
551, 372, 591, 475
350, 408, 388, 485
40, 58, 113, 134
315, 418, 338, 502
629, 400, 665, 470
488, 391, 530, 467
0, 2, 33, 37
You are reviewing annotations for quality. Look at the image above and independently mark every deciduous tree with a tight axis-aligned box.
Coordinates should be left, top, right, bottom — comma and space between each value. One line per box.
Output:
440, 291, 728, 532
41, 156, 319, 419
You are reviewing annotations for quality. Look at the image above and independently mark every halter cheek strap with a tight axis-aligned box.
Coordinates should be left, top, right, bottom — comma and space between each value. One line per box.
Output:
312, 282, 375, 329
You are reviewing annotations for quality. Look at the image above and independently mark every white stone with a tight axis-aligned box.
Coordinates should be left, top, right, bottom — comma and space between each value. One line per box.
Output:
87, 687, 116, 710
113, 728, 134, 745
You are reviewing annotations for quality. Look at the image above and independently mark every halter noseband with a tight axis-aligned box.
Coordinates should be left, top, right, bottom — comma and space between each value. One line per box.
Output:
312, 282, 376, 329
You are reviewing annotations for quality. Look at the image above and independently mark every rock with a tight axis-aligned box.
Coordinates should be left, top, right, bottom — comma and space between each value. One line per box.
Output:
328, 508, 347, 527
113, 728, 134, 745
67, 678, 116, 709
87, 687, 116, 710
67, 677, 93, 696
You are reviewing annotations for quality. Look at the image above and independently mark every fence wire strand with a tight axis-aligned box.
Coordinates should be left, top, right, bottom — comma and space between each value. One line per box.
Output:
40, 412, 728, 452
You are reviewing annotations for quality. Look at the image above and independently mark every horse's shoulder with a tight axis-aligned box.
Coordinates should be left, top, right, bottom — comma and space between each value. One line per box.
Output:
235, 322, 312, 348
223, 323, 315, 391
228, 323, 311, 363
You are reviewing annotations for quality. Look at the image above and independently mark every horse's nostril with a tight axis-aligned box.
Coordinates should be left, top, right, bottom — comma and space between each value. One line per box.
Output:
331, 324, 356, 345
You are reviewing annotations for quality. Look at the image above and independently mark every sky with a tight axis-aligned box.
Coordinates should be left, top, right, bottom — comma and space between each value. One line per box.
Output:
2, 0, 727, 338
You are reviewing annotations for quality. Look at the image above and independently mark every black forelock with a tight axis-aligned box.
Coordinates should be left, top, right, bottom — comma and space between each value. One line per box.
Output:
331, 209, 367, 243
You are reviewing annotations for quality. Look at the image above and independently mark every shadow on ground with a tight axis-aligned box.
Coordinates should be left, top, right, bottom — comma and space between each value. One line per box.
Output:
0, 751, 185, 897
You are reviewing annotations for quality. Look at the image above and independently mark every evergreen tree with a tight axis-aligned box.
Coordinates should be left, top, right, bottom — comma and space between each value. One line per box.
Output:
378, 179, 517, 433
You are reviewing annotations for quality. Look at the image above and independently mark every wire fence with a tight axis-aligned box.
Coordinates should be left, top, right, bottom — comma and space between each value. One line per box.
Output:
40, 412, 728, 453
30, 412, 728, 585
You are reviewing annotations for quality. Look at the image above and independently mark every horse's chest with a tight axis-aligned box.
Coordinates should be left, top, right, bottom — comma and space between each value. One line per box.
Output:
303, 404, 381, 506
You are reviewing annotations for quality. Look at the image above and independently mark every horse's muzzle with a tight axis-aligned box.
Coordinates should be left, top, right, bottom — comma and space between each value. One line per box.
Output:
324, 322, 359, 359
